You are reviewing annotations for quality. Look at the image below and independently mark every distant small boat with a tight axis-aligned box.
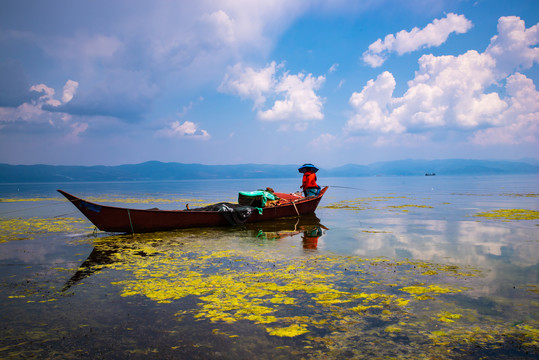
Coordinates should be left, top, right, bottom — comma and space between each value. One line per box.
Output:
58, 187, 328, 233
425, 173, 436, 176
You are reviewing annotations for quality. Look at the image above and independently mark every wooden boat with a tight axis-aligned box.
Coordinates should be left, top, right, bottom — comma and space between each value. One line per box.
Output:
58, 187, 328, 233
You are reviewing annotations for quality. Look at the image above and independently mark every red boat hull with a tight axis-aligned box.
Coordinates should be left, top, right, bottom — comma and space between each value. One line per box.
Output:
58, 187, 327, 233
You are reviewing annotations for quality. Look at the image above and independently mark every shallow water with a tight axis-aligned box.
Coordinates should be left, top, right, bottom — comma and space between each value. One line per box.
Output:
0, 175, 537, 359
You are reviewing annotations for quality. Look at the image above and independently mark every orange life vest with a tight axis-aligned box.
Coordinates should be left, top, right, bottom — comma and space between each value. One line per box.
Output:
302, 171, 318, 189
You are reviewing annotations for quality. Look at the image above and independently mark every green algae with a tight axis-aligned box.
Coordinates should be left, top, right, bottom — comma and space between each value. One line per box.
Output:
322, 197, 435, 214
266, 324, 309, 337
62, 233, 538, 359
474, 209, 539, 220
502, 193, 539, 198
2, 231, 538, 359
384, 325, 402, 333
321, 196, 408, 211
0, 217, 90, 243
399, 284, 462, 296
436, 311, 463, 323
0, 197, 61, 202
453, 192, 538, 198
0, 195, 214, 206
2, 179, 538, 359
387, 204, 433, 210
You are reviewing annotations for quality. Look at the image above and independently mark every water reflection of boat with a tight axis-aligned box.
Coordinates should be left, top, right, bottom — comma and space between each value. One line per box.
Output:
63, 233, 170, 291
62, 215, 328, 291
302, 227, 323, 250
58, 187, 328, 233
62, 245, 118, 291
243, 213, 327, 250
243, 213, 325, 233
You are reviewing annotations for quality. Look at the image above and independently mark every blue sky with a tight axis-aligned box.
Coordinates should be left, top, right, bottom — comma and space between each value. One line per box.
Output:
0, 0, 538, 167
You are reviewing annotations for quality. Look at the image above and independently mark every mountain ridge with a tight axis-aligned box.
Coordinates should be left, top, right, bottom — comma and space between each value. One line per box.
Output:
0, 159, 538, 183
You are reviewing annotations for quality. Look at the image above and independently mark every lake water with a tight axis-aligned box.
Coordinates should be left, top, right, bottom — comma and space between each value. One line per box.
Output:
0, 175, 537, 359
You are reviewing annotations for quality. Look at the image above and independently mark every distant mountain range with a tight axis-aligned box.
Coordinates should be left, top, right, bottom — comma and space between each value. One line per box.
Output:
0, 159, 538, 183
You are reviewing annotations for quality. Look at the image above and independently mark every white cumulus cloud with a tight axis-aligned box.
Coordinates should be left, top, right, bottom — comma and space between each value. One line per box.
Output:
470, 73, 539, 145
218, 62, 277, 108
30, 84, 61, 107
156, 120, 210, 139
219, 62, 325, 127
348, 16, 539, 145
363, 13, 472, 67
0, 79, 87, 140
258, 72, 325, 121
346, 71, 404, 133
310, 133, 337, 148
26, 80, 79, 109
62, 80, 79, 104
485, 16, 539, 77
66, 122, 88, 142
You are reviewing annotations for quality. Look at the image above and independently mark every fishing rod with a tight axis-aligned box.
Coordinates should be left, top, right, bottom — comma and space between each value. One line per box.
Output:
327, 185, 367, 191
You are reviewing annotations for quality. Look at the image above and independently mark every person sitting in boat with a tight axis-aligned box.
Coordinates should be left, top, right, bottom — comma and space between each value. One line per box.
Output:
298, 163, 321, 197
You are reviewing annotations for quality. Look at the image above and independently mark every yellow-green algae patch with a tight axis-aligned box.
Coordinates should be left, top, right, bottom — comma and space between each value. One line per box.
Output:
384, 325, 402, 333
0, 217, 90, 243
266, 324, 309, 337
0, 197, 61, 202
321, 196, 408, 211
386, 204, 433, 210
399, 284, 461, 296
0, 196, 215, 207
87, 235, 526, 351
474, 209, 539, 220
6, 231, 538, 359
436, 311, 462, 323
502, 193, 539, 198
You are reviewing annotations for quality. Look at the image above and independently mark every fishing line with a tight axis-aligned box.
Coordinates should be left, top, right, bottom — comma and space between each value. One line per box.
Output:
328, 185, 367, 191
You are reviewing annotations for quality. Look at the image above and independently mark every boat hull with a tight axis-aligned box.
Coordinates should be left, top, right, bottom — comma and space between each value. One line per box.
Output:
58, 187, 327, 233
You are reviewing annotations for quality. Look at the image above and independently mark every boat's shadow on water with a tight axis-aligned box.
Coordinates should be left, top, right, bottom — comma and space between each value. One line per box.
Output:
241, 213, 327, 245
63, 214, 328, 291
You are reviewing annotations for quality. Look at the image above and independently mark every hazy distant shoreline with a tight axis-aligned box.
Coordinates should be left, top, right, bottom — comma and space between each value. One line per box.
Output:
1, 159, 538, 183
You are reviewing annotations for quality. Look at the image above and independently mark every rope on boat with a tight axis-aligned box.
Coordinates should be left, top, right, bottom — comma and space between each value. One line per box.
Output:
127, 209, 135, 234
292, 200, 300, 216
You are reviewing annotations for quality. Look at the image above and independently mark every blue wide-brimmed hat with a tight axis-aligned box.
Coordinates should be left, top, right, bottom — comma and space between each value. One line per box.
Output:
298, 163, 319, 173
